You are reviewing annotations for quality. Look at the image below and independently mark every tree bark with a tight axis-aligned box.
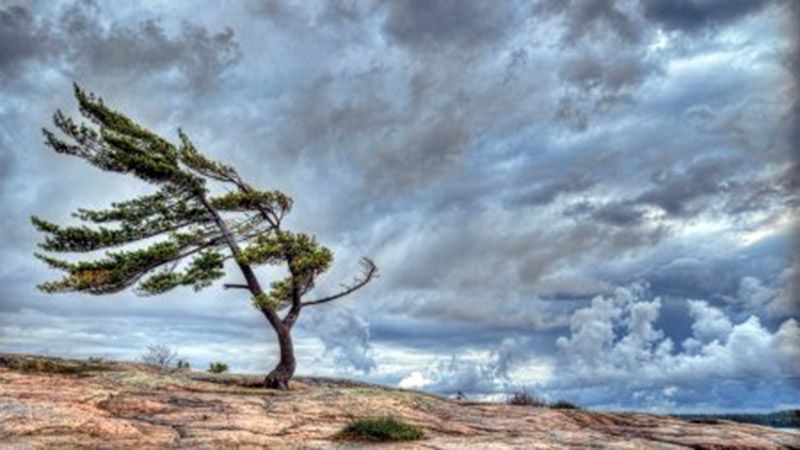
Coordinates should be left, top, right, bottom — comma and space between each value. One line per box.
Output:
264, 324, 296, 390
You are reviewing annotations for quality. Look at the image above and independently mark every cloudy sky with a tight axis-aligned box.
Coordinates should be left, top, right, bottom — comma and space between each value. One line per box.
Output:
1, 0, 798, 412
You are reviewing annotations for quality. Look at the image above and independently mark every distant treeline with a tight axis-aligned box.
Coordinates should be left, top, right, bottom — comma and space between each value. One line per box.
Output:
673, 410, 800, 429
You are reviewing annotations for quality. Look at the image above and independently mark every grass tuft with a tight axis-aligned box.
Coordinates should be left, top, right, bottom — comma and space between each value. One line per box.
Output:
334, 416, 425, 442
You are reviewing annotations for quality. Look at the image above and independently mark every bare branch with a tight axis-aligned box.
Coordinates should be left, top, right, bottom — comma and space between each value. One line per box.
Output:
301, 258, 378, 307
223, 283, 249, 290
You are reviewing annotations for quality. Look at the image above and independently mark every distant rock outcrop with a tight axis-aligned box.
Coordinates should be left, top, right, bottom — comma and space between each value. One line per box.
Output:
0, 354, 797, 449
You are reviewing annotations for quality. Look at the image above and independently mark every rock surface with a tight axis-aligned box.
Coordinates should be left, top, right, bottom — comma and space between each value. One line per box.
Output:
0, 354, 797, 449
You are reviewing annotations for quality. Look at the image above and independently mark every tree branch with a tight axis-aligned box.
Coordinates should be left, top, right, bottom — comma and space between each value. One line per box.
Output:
281, 234, 303, 328
196, 195, 284, 331
223, 283, 249, 290
282, 276, 315, 328
122, 238, 225, 296
301, 258, 377, 307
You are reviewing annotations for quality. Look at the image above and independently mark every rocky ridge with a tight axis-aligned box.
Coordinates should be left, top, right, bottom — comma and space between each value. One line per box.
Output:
0, 354, 797, 449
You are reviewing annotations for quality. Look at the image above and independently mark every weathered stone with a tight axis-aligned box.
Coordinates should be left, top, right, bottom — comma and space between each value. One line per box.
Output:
0, 354, 797, 449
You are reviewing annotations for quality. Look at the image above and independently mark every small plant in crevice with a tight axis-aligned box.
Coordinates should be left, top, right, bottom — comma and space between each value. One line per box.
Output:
333, 416, 425, 442
176, 359, 191, 370
549, 399, 581, 410
208, 362, 228, 374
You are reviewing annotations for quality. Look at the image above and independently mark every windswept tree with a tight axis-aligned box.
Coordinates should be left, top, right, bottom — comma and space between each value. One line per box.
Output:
31, 85, 377, 389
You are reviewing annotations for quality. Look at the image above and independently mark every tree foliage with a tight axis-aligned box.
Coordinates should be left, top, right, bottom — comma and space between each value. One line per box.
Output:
32, 85, 377, 388
33, 84, 375, 304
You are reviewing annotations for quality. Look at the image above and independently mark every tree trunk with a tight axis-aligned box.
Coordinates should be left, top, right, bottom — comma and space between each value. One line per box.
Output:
264, 324, 295, 390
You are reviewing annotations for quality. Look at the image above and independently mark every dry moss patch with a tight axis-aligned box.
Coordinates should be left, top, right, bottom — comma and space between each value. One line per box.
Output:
0, 356, 111, 375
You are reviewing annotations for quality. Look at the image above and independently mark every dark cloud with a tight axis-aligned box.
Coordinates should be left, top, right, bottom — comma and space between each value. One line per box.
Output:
560, 50, 654, 92
318, 0, 364, 25
245, 0, 307, 29
648, 257, 741, 301
640, 232, 792, 309
635, 156, 741, 217
367, 315, 560, 354
786, 2, 800, 321
269, 71, 471, 196
0, 1, 241, 89
61, 2, 241, 90
246, 0, 369, 33
640, 0, 771, 33
507, 174, 595, 207
786, 1, 800, 186
248, 0, 288, 18
381, 0, 521, 51
723, 167, 798, 219
538, 0, 641, 43
589, 201, 646, 226
0, 142, 13, 192
368, 113, 469, 190
0, 6, 45, 77
552, 46, 659, 132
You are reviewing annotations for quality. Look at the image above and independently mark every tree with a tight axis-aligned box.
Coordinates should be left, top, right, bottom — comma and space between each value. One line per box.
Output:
141, 343, 178, 369
31, 85, 377, 389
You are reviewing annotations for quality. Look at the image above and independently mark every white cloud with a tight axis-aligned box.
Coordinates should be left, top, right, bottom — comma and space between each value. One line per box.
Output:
549, 283, 800, 408
306, 305, 376, 374
686, 299, 732, 343
393, 336, 542, 397
398, 371, 431, 390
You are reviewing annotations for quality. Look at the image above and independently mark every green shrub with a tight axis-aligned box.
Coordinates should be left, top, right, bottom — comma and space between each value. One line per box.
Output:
334, 416, 425, 442
176, 359, 191, 370
507, 389, 546, 407
208, 362, 228, 373
549, 399, 581, 410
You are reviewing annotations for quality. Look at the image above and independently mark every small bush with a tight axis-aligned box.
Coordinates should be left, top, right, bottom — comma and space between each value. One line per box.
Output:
208, 362, 228, 374
176, 359, 191, 370
549, 399, 581, 410
141, 344, 178, 369
334, 416, 425, 442
507, 389, 546, 407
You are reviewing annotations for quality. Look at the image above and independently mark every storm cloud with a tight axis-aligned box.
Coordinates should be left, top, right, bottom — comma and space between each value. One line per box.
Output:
0, 1, 241, 89
641, 0, 771, 33
0, 0, 797, 412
